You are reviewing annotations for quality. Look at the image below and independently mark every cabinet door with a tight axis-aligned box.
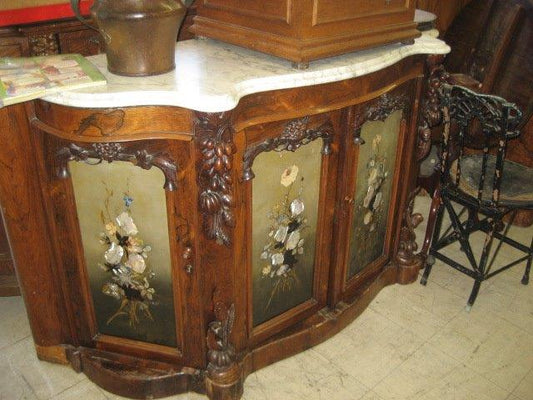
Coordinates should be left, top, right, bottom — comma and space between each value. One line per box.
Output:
242, 113, 338, 343
333, 83, 415, 301
30, 124, 204, 366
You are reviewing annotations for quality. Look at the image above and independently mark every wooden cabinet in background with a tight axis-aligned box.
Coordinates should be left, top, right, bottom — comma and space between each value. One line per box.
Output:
192, 0, 420, 66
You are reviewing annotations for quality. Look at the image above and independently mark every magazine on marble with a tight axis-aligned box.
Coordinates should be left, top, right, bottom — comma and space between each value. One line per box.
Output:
0, 53, 106, 107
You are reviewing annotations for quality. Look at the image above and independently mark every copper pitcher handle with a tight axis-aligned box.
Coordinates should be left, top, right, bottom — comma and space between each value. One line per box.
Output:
70, 0, 98, 31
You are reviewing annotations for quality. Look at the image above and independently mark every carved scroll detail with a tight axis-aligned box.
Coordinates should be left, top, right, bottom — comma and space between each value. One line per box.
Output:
56, 142, 178, 191
353, 93, 410, 144
207, 302, 236, 370
194, 112, 236, 246
242, 117, 333, 181
417, 55, 452, 161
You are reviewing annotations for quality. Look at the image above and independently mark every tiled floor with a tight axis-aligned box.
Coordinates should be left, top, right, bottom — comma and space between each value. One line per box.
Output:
1, 196, 532, 400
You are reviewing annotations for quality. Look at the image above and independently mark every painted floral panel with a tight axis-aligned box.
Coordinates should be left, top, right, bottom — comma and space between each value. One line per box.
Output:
69, 160, 177, 347
347, 110, 402, 279
252, 139, 322, 327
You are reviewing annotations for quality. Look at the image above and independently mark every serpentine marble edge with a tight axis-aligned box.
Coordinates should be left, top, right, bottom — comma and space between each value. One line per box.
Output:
43, 30, 450, 112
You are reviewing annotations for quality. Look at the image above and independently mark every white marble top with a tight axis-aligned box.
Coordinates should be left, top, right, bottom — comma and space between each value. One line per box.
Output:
43, 32, 449, 112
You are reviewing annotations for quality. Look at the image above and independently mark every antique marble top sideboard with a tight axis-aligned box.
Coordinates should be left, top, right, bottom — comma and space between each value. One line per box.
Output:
0, 32, 448, 399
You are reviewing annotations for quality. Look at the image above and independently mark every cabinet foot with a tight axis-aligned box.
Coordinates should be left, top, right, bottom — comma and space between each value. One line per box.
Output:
205, 363, 244, 400
35, 344, 69, 365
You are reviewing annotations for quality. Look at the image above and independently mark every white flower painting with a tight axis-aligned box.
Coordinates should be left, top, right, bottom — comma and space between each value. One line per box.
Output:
98, 194, 155, 328
260, 164, 308, 311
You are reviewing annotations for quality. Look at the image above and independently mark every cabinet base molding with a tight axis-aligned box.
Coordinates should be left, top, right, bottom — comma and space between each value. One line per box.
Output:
64, 347, 205, 399
37, 266, 404, 400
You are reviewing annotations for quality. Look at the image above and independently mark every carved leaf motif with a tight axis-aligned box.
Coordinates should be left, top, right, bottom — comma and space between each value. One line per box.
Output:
242, 117, 333, 181
56, 142, 177, 191
353, 93, 409, 144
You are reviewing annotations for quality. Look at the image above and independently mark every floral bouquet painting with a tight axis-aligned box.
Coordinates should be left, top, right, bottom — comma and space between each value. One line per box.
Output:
98, 192, 155, 328
361, 134, 389, 232
260, 165, 307, 311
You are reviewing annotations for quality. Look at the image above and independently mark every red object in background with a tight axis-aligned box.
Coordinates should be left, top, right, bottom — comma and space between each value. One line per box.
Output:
0, 1, 93, 27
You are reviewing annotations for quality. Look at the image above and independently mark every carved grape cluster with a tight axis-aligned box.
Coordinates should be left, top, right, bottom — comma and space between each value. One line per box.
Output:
196, 113, 237, 245
93, 142, 123, 162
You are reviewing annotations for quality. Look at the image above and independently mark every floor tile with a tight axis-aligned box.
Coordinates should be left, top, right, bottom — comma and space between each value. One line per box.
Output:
0, 337, 85, 400
372, 343, 461, 400
420, 364, 510, 400
359, 390, 385, 400
456, 321, 533, 391
243, 349, 368, 400
370, 282, 462, 341
0, 361, 39, 400
512, 367, 533, 400
53, 379, 108, 400
0, 295, 32, 350
314, 307, 424, 388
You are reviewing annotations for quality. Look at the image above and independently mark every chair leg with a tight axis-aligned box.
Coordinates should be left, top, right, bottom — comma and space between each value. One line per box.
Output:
466, 279, 482, 311
521, 235, 533, 285
464, 219, 497, 311
420, 255, 435, 286
420, 200, 445, 286
420, 186, 441, 258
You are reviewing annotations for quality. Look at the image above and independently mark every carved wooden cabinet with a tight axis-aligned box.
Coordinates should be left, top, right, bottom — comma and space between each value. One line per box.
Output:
0, 35, 446, 399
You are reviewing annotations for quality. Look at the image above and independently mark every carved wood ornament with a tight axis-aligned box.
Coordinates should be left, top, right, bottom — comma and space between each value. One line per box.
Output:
353, 93, 410, 144
417, 55, 452, 161
396, 188, 424, 282
207, 301, 236, 370
242, 116, 333, 181
74, 110, 126, 136
56, 142, 178, 191
194, 112, 236, 246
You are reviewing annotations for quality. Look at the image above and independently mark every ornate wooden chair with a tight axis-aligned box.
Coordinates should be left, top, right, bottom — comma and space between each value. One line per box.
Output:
420, 85, 532, 310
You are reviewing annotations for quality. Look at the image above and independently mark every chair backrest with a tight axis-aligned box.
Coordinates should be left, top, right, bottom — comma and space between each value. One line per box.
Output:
439, 85, 523, 206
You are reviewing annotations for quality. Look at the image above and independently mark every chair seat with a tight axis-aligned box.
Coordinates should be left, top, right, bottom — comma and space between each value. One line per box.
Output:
456, 154, 533, 207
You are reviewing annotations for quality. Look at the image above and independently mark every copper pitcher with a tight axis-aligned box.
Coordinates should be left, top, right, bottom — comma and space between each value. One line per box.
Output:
71, 0, 190, 76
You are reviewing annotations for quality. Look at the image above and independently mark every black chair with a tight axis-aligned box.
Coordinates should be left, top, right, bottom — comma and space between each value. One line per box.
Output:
420, 84, 532, 310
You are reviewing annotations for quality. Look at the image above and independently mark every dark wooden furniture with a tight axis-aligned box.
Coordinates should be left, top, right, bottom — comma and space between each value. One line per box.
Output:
418, 0, 533, 253
0, 42, 437, 398
420, 85, 531, 309
0, 5, 197, 297
191, 0, 420, 67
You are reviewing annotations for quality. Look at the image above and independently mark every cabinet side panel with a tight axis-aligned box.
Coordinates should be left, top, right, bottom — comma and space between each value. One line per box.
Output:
0, 105, 68, 345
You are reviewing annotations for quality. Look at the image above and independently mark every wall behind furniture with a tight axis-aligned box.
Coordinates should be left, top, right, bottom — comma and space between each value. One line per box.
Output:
416, 0, 473, 33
